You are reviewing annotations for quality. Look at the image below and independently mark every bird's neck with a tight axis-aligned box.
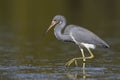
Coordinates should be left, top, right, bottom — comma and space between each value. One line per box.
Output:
54, 20, 71, 41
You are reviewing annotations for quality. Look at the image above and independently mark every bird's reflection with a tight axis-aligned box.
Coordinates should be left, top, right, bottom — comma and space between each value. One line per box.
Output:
65, 62, 87, 80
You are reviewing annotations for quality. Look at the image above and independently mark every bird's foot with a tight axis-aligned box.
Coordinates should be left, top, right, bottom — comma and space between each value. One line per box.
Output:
65, 58, 80, 66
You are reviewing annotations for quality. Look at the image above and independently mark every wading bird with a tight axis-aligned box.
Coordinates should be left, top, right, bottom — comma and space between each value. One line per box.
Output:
46, 15, 109, 66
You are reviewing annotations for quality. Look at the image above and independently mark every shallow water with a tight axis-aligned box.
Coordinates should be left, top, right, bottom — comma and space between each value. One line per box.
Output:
0, 1, 120, 80
0, 30, 119, 80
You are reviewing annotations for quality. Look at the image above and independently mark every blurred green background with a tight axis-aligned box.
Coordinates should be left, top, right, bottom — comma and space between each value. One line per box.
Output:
0, 0, 120, 80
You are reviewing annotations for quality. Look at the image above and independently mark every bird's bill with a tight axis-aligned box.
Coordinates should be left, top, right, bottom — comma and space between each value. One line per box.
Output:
46, 21, 57, 32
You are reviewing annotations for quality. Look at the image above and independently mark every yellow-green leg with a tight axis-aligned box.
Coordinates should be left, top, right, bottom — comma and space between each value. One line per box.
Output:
80, 48, 86, 62
82, 62, 86, 78
65, 47, 86, 66
65, 46, 94, 66
65, 57, 81, 66
86, 47, 94, 59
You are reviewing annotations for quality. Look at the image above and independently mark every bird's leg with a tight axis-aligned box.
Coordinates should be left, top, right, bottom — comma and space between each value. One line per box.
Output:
82, 62, 86, 76
65, 47, 85, 66
74, 59, 78, 66
85, 47, 94, 59
65, 47, 94, 66
65, 57, 82, 66
79, 45, 94, 60
80, 48, 86, 62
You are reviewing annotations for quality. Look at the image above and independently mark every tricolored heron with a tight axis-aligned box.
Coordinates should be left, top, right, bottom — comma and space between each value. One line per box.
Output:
46, 15, 109, 66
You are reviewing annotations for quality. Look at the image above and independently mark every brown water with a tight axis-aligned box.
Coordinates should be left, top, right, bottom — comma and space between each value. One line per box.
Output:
0, 30, 119, 80
0, 0, 120, 80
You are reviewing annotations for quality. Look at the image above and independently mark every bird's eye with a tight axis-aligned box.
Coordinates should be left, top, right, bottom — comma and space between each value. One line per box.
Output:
53, 20, 59, 23
53, 20, 57, 22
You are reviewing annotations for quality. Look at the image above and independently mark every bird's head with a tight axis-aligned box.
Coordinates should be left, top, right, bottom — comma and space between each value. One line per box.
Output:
46, 15, 65, 32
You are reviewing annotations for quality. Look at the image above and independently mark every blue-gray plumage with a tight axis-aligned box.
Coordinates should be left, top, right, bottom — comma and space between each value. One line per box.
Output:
64, 25, 109, 48
46, 15, 109, 66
